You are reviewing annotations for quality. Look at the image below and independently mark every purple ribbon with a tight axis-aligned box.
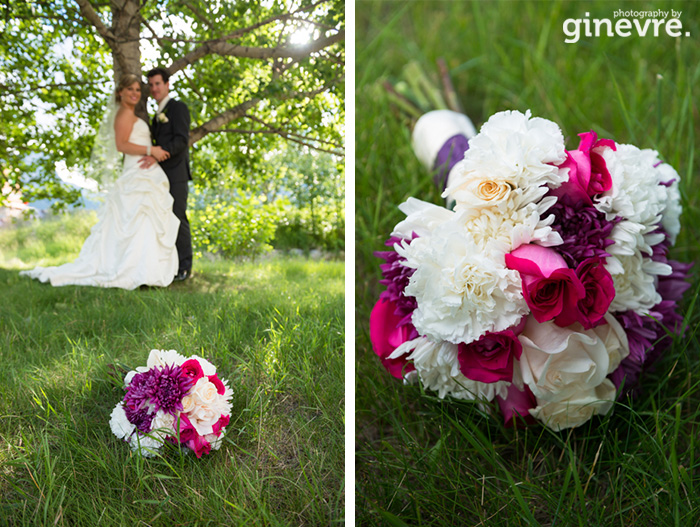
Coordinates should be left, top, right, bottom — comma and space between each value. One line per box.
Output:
433, 134, 470, 191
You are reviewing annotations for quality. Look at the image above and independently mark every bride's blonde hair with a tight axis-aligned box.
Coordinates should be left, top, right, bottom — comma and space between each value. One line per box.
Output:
115, 74, 142, 103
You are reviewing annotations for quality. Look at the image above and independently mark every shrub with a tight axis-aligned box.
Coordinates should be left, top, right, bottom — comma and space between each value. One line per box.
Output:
190, 190, 284, 259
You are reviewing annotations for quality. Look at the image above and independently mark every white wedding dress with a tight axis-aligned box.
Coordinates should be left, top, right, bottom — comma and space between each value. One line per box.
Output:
21, 119, 180, 289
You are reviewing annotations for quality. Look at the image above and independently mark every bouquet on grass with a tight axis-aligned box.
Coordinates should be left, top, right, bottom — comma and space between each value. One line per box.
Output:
370, 65, 691, 431
109, 349, 233, 457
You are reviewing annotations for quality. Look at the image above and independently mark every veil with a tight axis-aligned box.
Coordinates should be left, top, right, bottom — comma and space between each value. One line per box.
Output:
85, 100, 122, 191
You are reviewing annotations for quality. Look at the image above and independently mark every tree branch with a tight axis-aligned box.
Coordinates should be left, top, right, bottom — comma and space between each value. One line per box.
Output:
189, 98, 262, 144
169, 30, 344, 74
277, 75, 344, 101
180, 0, 216, 30
215, 128, 343, 156
0, 80, 100, 96
243, 113, 344, 151
73, 0, 129, 74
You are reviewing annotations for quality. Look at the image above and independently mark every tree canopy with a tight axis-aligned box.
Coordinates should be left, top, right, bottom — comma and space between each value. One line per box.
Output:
0, 0, 345, 207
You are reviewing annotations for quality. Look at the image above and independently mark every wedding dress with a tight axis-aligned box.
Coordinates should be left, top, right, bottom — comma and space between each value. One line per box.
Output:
21, 119, 180, 289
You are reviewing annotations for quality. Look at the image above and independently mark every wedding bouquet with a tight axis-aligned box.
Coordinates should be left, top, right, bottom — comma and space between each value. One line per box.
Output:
109, 349, 233, 457
370, 108, 691, 430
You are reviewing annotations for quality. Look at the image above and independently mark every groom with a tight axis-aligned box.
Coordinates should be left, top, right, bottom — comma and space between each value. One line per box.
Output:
141, 67, 193, 281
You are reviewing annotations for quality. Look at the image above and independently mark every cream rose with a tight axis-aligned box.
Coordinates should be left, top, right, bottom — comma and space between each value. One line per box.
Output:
181, 394, 196, 413
530, 379, 616, 430
518, 317, 610, 402
192, 378, 218, 405
475, 179, 512, 201
187, 404, 219, 436
591, 314, 630, 374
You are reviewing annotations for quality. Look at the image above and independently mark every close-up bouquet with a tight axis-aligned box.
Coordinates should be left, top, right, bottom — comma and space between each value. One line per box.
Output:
370, 108, 691, 430
110, 349, 234, 457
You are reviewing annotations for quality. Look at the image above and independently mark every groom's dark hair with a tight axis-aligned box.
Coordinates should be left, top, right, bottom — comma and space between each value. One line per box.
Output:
147, 67, 170, 83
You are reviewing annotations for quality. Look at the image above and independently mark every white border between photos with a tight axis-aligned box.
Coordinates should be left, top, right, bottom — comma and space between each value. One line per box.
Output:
344, 0, 356, 524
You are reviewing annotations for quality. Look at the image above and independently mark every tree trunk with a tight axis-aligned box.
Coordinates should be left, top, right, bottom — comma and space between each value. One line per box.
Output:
111, 0, 148, 119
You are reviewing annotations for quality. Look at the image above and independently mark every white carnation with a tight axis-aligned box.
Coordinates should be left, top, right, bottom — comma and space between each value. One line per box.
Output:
460, 198, 562, 252
396, 218, 527, 344
109, 404, 134, 440
392, 197, 454, 239
606, 251, 671, 314
146, 349, 187, 368
445, 110, 567, 213
596, 144, 677, 249
389, 337, 509, 401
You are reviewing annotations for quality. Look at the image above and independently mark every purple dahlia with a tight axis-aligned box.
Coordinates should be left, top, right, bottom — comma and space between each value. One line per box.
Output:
548, 194, 618, 268
375, 235, 418, 326
122, 364, 195, 432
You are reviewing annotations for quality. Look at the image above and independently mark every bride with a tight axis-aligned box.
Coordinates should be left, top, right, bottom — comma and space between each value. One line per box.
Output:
21, 74, 180, 289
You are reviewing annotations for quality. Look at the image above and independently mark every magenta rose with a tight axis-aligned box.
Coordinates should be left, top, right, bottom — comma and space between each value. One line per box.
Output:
554, 131, 616, 205
505, 244, 585, 327
208, 374, 226, 395
212, 414, 230, 436
575, 257, 615, 329
187, 434, 212, 458
173, 412, 197, 442
180, 359, 205, 383
457, 328, 523, 383
369, 298, 417, 379
496, 383, 537, 428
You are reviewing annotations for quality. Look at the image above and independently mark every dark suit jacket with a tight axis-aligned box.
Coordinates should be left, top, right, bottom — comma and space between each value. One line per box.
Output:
151, 98, 192, 183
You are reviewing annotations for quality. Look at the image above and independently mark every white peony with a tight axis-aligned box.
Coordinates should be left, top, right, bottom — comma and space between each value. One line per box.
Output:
389, 337, 510, 401
396, 217, 527, 344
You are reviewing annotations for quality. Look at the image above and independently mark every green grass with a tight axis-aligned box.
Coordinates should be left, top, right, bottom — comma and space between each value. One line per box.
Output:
0, 215, 344, 526
355, 1, 700, 525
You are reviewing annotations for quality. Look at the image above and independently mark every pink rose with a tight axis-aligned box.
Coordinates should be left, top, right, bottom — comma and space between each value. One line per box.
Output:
187, 434, 212, 458
181, 359, 204, 383
505, 244, 585, 327
174, 413, 212, 457
175, 413, 197, 442
369, 298, 416, 379
208, 374, 226, 395
496, 383, 537, 427
212, 414, 230, 436
554, 131, 616, 205
457, 326, 523, 383
575, 257, 615, 329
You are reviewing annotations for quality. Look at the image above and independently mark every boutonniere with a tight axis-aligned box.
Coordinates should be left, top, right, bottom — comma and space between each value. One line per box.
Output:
156, 111, 169, 123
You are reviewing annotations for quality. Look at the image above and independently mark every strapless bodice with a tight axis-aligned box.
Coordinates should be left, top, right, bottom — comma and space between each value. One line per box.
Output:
128, 118, 152, 147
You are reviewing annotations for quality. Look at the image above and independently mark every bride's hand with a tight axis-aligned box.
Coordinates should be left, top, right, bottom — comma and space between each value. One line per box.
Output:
151, 146, 170, 162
